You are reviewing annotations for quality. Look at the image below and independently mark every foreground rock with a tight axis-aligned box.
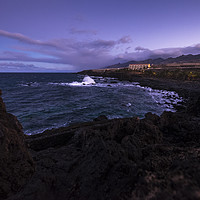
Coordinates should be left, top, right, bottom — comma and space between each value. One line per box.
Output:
9, 98, 200, 200
0, 90, 35, 199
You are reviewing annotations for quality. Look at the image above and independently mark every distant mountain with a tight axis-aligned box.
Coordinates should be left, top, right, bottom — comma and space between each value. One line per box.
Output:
105, 54, 200, 69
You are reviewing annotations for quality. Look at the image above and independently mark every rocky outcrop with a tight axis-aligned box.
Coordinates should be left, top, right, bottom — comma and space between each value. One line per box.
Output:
79, 69, 200, 99
0, 90, 35, 199
9, 101, 200, 200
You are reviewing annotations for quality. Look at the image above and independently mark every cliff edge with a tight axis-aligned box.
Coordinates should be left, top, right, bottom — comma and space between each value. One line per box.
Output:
0, 90, 35, 199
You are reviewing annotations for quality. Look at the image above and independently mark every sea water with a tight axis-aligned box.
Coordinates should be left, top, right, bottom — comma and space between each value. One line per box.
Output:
0, 73, 183, 135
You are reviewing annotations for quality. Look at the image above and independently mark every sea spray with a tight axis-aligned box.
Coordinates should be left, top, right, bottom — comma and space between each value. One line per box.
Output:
82, 75, 96, 85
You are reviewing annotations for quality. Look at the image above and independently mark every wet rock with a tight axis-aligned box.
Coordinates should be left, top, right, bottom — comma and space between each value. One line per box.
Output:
93, 115, 108, 122
9, 108, 200, 200
0, 90, 35, 199
8, 109, 200, 200
0, 90, 6, 113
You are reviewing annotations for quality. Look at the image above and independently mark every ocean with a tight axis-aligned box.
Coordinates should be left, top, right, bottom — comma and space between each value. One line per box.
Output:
0, 73, 183, 135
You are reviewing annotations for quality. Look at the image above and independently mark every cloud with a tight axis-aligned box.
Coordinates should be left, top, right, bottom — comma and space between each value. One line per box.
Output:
0, 62, 42, 72
0, 29, 200, 71
0, 61, 74, 72
195, 44, 200, 48
0, 30, 45, 46
118, 36, 132, 44
0, 62, 37, 68
0, 30, 131, 51
85, 36, 132, 50
69, 27, 97, 35
119, 44, 200, 61
135, 46, 149, 51
0, 51, 60, 64
0, 30, 71, 50
88, 39, 116, 49
0, 30, 133, 69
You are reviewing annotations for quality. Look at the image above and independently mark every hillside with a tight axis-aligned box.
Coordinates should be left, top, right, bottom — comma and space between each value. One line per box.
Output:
105, 54, 200, 69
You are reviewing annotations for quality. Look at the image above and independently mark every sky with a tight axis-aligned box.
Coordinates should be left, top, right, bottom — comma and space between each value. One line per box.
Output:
0, 0, 200, 72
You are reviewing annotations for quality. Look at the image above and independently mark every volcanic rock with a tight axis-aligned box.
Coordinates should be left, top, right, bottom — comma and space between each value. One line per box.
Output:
2, 91, 200, 200
93, 115, 108, 122
0, 90, 35, 199
187, 96, 200, 116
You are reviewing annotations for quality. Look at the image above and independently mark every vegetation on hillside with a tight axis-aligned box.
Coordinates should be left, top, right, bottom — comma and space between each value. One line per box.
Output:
144, 69, 200, 81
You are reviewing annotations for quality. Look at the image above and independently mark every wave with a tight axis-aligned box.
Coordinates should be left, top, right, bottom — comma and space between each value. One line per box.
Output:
82, 75, 96, 85
48, 75, 139, 88
71, 75, 96, 86
135, 85, 183, 111
49, 82, 139, 88
19, 82, 40, 87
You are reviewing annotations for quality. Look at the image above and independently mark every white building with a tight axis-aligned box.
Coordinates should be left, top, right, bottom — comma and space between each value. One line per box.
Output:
128, 64, 151, 70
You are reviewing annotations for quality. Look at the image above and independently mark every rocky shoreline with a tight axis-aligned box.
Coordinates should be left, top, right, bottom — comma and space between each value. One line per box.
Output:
79, 69, 200, 112
1, 72, 200, 199
78, 69, 200, 98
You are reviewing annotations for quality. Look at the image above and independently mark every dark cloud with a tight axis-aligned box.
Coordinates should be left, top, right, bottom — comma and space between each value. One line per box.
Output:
0, 29, 200, 71
120, 44, 200, 61
0, 62, 36, 68
0, 30, 68, 50
0, 62, 44, 72
0, 30, 133, 69
0, 30, 47, 46
88, 39, 116, 49
135, 46, 149, 51
86, 36, 132, 50
0, 30, 131, 52
0, 51, 61, 64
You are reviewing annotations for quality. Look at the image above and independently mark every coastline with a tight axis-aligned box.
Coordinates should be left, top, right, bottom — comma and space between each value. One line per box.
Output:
78, 69, 200, 96
79, 69, 200, 110
1, 71, 200, 199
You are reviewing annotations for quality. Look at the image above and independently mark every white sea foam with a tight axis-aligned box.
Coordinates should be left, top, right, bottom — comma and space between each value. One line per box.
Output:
82, 75, 96, 85
135, 85, 183, 111
50, 75, 96, 87
126, 103, 132, 107
48, 75, 139, 88
107, 114, 123, 119
19, 82, 40, 87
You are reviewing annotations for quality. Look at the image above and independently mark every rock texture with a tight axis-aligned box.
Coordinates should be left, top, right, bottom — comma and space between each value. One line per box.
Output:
0, 90, 35, 199
9, 100, 200, 200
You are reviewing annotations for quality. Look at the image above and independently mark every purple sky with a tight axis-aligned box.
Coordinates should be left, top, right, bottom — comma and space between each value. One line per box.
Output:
0, 0, 200, 72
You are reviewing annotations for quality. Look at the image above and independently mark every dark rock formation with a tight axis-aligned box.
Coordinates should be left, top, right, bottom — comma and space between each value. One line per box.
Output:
93, 115, 108, 121
187, 96, 200, 116
0, 90, 35, 199
9, 101, 200, 200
